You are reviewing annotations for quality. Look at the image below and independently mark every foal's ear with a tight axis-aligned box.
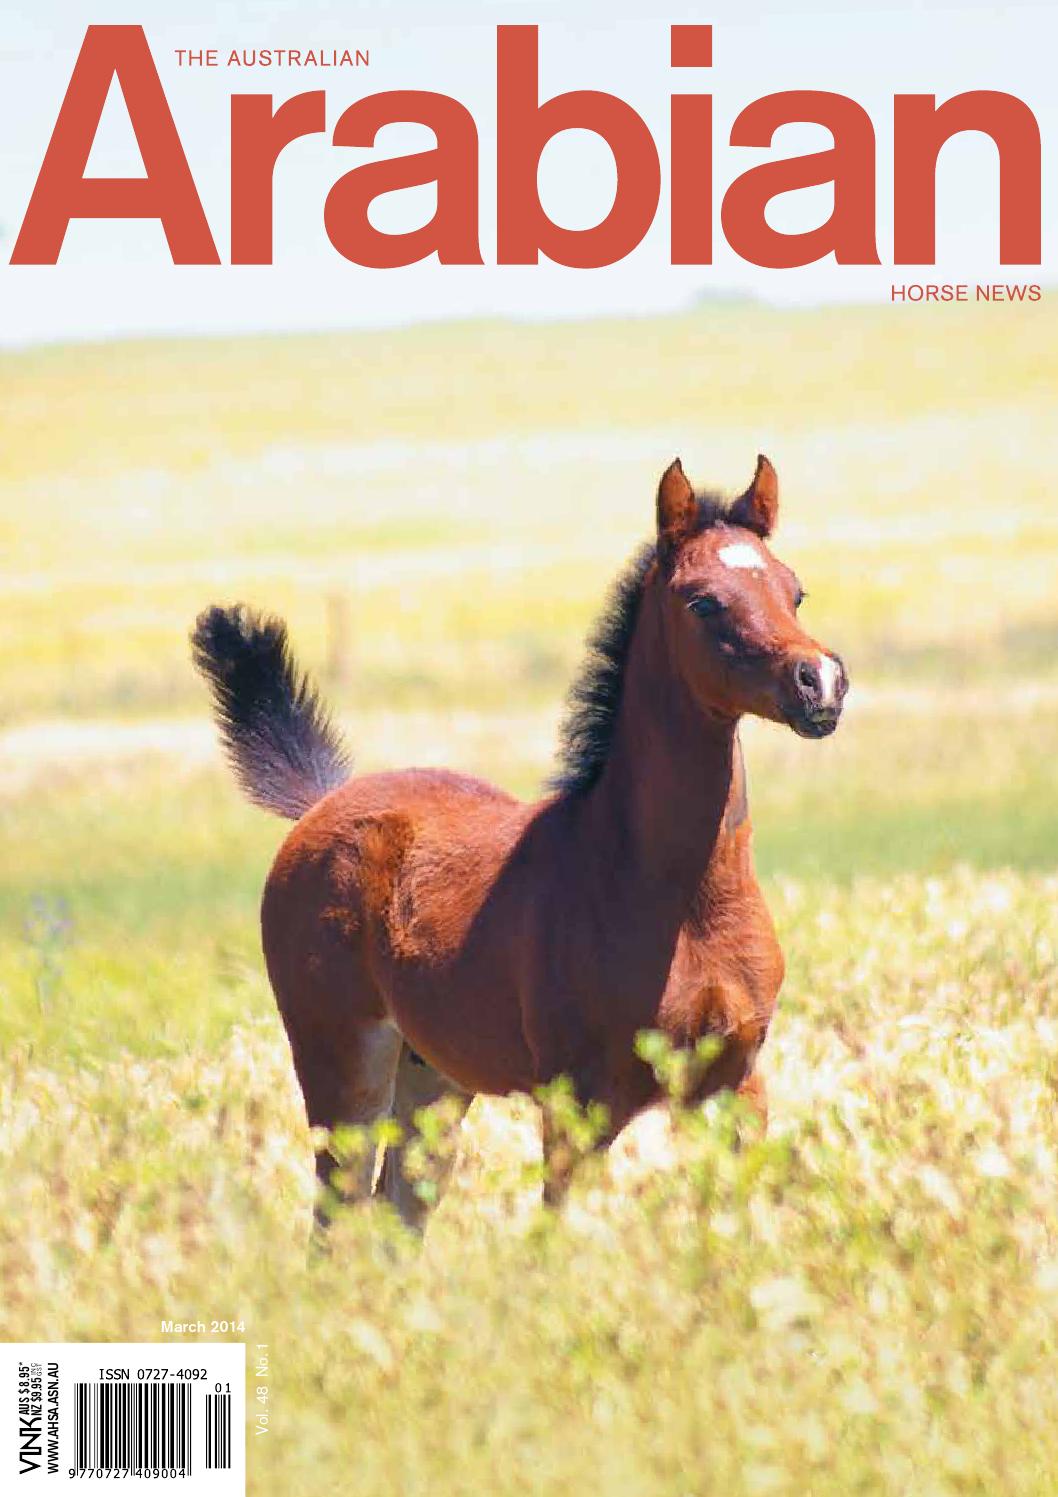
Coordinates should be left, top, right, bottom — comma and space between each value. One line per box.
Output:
656, 458, 697, 560
729, 454, 779, 538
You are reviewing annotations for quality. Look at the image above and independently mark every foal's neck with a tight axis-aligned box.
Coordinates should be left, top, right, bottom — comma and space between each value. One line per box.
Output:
588, 581, 739, 892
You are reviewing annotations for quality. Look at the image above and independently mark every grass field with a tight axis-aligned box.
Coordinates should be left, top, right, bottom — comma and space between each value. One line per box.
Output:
1, 301, 1057, 1494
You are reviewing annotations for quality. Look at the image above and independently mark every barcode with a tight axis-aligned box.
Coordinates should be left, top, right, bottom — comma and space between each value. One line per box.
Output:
3, 1343, 245, 1492
205, 1391, 232, 1470
74, 1381, 191, 1475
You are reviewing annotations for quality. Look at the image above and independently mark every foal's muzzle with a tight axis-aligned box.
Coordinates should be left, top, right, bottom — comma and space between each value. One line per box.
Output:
787, 653, 848, 737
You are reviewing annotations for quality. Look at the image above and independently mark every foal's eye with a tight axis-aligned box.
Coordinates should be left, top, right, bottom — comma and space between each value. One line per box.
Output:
794, 587, 806, 610
688, 594, 724, 619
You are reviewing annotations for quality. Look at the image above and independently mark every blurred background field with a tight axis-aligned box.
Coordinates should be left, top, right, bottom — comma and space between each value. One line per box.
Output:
2, 300, 1057, 1494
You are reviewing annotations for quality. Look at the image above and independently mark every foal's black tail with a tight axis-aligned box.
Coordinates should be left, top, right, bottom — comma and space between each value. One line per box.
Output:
191, 604, 351, 820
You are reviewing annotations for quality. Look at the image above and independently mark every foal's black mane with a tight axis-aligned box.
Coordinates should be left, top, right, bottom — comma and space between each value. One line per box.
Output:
551, 491, 730, 795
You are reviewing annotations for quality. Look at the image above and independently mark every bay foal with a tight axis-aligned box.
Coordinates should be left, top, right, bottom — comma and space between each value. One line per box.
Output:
193, 456, 846, 1225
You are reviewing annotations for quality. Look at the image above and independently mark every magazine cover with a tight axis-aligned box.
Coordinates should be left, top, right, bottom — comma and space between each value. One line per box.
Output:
2, 3, 1055, 1493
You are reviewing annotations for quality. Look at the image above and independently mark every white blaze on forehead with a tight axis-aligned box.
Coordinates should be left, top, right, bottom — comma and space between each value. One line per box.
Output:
717, 542, 766, 572
817, 653, 841, 707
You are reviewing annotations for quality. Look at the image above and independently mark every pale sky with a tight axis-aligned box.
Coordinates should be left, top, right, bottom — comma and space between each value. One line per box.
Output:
1, 0, 1055, 344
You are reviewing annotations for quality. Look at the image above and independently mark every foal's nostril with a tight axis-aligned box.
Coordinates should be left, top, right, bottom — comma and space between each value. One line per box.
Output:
795, 660, 820, 698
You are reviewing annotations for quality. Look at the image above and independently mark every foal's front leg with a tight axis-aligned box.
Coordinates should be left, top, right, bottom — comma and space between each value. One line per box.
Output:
541, 1058, 770, 1206
735, 1068, 769, 1134
540, 1106, 581, 1207
540, 1067, 644, 1207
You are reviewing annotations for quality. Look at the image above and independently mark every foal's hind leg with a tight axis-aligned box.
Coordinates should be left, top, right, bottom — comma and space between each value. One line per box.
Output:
284, 1016, 403, 1226
377, 1045, 470, 1230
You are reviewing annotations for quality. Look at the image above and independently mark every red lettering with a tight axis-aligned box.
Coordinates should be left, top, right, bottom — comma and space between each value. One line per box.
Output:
12, 26, 1046, 276
11, 25, 217, 264
496, 25, 661, 267
894, 92, 1041, 264
231, 91, 326, 264
324, 92, 482, 267
670, 25, 713, 265
722, 91, 879, 268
